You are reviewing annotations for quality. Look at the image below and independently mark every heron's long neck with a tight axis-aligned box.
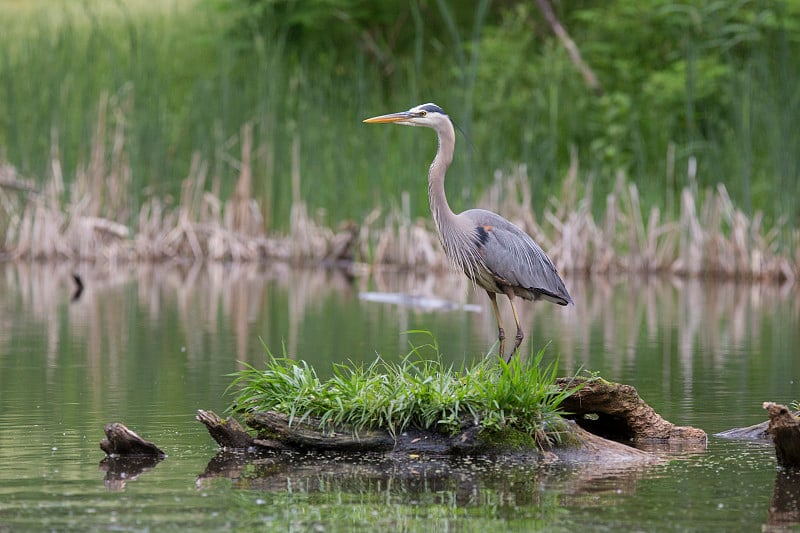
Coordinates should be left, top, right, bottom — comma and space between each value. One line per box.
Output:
428, 123, 458, 235
427, 120, 481, 277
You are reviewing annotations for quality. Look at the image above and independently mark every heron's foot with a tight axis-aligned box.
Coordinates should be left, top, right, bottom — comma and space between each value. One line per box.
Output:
513, 331, 524, 351
502, 331, 524, 362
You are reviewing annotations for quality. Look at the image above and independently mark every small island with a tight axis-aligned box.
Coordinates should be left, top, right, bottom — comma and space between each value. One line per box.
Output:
195, 352, 707, 465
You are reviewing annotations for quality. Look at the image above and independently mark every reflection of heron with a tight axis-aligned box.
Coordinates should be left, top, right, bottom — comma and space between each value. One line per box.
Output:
364, 103, 573, 361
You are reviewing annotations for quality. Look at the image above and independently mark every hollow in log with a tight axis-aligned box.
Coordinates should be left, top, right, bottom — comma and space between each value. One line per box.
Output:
556, 377, 707, 444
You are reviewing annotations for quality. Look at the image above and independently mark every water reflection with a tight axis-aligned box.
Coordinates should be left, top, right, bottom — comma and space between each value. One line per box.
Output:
99, 455, 163, 492
3, 260, 796, 437
768, 469, 800, 529
196, 449, 655, 509
2, 262, 796, 375
1, 262, 798, 531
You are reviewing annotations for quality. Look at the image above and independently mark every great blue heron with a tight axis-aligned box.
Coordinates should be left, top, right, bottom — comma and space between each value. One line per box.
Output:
364, 103, 573, 362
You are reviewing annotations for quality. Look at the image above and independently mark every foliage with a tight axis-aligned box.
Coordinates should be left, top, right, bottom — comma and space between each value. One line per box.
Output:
0, 0, 798, 239
568, 0, 800, 215
467, 0, 800, 219
228, 333, 578, 445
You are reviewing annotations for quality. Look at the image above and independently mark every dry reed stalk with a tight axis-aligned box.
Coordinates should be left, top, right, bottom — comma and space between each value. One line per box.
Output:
478, 164, 797, 283
0, 101, 797, 283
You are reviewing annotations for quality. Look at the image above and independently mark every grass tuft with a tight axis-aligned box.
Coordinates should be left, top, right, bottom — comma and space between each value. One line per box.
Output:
229, 334, 578, 446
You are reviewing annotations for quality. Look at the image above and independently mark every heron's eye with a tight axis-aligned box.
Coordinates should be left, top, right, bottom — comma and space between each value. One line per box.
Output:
419, 110, 427, 117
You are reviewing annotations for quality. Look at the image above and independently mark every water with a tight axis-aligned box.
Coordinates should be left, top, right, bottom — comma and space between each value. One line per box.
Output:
0, 262, 798, 531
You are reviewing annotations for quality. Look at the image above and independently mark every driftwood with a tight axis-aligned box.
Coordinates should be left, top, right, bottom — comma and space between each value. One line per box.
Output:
197, 379, 706, 465
99, 422, 166, 457
556, 377, 707, 443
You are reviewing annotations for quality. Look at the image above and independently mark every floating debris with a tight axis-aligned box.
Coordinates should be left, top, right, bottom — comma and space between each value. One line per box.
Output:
359, 291, 482, 312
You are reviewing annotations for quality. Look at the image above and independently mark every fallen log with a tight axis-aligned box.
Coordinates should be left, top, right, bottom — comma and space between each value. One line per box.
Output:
99, 422, 166, 457
764, 402, 800, 469
198, 378, 705, 465
199, 409, 657, 464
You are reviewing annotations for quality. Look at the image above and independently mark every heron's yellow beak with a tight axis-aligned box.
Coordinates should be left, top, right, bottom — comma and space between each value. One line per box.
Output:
363, 111, 414, 124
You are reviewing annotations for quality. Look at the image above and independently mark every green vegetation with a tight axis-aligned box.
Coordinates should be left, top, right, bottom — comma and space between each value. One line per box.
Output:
0, 0, 798, 266
230, 336, 577, 446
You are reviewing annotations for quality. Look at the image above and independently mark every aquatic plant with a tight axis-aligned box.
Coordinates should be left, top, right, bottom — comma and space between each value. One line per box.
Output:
228, 335, 577, 446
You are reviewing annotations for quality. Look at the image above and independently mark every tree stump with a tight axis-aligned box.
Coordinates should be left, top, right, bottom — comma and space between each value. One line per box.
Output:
764, 402, 800, 469
99, 423, 166, 457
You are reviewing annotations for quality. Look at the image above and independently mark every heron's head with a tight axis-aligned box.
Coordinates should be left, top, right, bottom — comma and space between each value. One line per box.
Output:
363, 103, 450, 131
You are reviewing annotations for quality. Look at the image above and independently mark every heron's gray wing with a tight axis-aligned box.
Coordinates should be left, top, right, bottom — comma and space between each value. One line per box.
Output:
463, 209, 573, 305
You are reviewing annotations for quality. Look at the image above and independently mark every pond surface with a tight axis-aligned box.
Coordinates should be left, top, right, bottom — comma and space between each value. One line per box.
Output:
0, 262, 798, 531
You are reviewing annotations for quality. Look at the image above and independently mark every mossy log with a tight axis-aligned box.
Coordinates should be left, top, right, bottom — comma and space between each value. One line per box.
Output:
198, 409, 659, 464
198, 379, 706, 464
99, 422, 166, 457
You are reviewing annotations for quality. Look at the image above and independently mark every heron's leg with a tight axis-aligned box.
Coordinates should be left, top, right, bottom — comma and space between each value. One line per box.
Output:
487, 291, 505, 357
505, 292, 524, 363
